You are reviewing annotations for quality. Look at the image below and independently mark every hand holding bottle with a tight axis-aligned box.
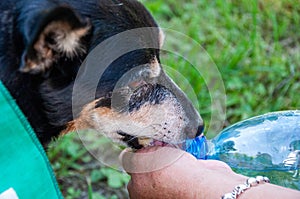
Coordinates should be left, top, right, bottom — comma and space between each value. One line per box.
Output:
122, 146, 300, 199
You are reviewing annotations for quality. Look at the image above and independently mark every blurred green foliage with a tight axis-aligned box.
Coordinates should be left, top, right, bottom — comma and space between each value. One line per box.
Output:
48, 0, 300, 198
141, 0, 299, 138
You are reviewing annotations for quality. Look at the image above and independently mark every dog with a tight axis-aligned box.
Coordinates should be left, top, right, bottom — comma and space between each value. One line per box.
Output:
0, 0, 204, 149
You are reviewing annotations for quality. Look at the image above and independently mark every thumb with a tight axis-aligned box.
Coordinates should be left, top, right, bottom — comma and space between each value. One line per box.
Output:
119, 146, 186, 174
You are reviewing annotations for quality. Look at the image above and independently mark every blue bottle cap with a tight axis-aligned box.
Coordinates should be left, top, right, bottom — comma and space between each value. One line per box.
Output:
185, 136, 208, 159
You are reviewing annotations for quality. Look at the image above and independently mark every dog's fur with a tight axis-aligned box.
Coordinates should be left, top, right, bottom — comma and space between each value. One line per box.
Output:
0, 0, 203, 148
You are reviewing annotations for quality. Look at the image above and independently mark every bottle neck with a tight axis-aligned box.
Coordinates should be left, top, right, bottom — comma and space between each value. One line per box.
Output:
185, 136, 215, 160
205, 139, 216, 159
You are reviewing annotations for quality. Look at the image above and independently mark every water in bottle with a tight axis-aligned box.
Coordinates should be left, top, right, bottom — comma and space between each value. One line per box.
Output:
185, 110, 300, 190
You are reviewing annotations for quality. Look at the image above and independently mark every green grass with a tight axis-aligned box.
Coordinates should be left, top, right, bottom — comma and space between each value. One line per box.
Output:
48, 0, 300, 198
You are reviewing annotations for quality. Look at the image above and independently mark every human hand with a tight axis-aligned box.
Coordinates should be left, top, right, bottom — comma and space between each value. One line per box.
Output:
120, 146, 247, 199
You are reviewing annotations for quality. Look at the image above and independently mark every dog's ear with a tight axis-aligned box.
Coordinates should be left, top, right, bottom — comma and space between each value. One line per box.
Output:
20, 6, 91, 74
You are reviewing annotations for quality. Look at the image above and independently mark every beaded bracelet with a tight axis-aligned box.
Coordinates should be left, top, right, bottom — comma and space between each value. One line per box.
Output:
221, 176, 270, 199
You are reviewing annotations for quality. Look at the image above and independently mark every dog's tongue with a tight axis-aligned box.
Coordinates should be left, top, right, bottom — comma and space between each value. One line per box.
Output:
152, 140, 168, 146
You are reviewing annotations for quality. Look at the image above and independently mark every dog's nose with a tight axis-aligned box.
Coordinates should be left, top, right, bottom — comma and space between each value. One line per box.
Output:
195, 123, 205, 137
184, 122, 205, 139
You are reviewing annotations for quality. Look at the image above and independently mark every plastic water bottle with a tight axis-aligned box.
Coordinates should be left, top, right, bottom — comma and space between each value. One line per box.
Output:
185, 110, 300, 190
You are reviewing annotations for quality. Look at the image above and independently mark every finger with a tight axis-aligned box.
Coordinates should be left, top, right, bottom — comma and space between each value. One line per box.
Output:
119, 146, 188, 173
197, 160, 233, 173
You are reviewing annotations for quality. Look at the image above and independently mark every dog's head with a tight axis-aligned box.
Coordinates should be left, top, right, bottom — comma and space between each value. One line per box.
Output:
17, 0, 203, 148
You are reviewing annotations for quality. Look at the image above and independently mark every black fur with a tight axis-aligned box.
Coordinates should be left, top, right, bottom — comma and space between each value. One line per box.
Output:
128, 84, 171, 112
0, 0, 159, 145
0, 0, 203, 147
117, 131, 143, 149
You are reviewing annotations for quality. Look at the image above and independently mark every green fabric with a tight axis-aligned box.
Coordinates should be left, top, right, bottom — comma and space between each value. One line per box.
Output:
0, 81, 63, 199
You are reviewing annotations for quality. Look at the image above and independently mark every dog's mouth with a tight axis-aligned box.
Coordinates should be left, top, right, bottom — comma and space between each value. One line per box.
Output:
117, 131, 143, 149
117, 131, 179, 150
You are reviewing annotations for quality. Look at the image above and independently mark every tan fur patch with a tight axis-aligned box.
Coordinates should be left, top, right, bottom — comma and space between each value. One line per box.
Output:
22, 21, 90, 73
63, 95, 187, 146
149, 57, 161, 78
159, 28, 165, 48
42, 21, 90, 56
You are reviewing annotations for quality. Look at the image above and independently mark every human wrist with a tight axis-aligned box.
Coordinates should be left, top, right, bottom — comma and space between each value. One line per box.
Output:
238, 182, 300, 199
196, 168, 247, 198
220, 176, 300, 199
221, 176, 270, 199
